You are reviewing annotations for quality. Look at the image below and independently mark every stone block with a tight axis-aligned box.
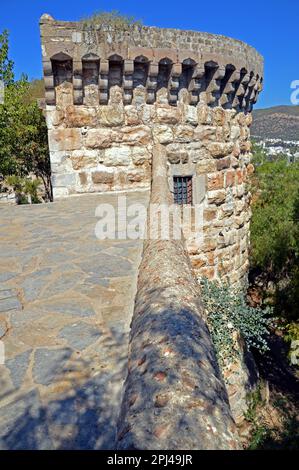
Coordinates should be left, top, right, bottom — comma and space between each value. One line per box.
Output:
185, 106, 198, 126
85, 129, 115, 149
174, 125, 194, 143
207, 173, 224, 190
156, 106, 181, 124
120, 126, 151, 145
197, 104, 213, 125
49, 129, 82, 152
153, 125, 173, 144
98, 105, 124, 127
91, 170, 114, 184
216, 157, 231, 171
71, 154, 98, 170
52, 173, 77, 187
65, 105, 97, 127
104, 147, 132, 166
208, 142, 234, 158
213, 108, 226, 126
194, 126, 217, 141
196, 160, 217, 174
132, 147, 152, 166
207, 189, 226, 205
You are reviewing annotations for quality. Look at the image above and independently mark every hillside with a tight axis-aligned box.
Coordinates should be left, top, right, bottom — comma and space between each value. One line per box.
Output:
252, 106, 299, 141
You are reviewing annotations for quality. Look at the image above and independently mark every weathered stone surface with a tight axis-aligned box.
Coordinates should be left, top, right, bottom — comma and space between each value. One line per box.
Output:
174, 125, 194, 142
49, 129, 82, 152
51, 173, 77, 188
120, 126, 151, 145
6, 350, 31, 388
131, 147, 152, 166
98, 105, 124, 127
65, 105, 97, 127
58, 322, 102, 350
71, 154, 97, 170
152, 125, 173, 144
208, 142, 234, 158
33, 348, 73, 385
0, 296, 21, 313
85, 129, 114, 149
156, 106, 181, 124
104, 147, 131, 166
92, 170, 114, 184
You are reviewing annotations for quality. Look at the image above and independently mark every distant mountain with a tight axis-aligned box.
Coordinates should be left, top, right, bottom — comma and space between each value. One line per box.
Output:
252, 106, 299, 141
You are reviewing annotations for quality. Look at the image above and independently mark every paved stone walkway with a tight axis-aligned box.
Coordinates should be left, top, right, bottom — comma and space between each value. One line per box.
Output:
0, 190, 148, 449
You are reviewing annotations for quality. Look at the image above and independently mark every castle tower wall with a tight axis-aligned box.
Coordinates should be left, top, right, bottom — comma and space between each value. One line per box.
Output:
40, 15, 263, 285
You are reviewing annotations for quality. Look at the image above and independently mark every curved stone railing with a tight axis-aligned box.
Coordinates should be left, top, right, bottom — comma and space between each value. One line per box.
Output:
116, 144, 240, 450
40, 15, 263, 112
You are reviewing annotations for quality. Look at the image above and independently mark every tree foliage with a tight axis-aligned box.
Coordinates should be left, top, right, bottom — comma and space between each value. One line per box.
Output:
0, 31, 51, 201
0, 30, 14, 85
250, 145, 299, 323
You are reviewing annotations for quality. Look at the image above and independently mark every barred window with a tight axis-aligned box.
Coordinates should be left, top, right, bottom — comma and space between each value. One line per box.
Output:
173, 176, 192, 205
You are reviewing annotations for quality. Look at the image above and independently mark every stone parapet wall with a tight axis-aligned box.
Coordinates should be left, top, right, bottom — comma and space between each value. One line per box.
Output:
40, 15, 263, 110
116, 144, 240, 450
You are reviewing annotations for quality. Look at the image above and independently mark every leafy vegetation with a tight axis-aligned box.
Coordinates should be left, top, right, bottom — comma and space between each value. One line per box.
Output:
81, 10, 142, 31
5, 175, 41, 204
0, 31, 51, 201
200, 277, 270, 366
249, 144, 299, 346
0, 30, 14, 85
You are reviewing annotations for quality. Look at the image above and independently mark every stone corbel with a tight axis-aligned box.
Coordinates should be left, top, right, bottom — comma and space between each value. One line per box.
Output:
43, 60, 56, 105
206, 66, 226, 105
233, 72, 250, 110
73, 60, 83, 105
189, 65, 205, 105
222, 70, 240, 108
99, 60, 109, 104
169, 63, 182, 105
146, 62, 159, 104
123, 59, 134, 105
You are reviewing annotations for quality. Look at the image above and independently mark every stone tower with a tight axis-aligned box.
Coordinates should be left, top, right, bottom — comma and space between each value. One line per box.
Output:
40, 14, 263, 285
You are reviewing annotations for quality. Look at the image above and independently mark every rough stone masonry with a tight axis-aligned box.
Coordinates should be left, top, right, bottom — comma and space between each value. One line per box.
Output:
40, 14, 263, 286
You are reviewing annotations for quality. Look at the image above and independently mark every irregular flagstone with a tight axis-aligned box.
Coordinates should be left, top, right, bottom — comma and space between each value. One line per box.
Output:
0, 191, 148, 449
0, 297, 22, 313
6, 350, 32, 389
58, 322, 102, 351
43, 299, 96, 317
33, 348, 73, 386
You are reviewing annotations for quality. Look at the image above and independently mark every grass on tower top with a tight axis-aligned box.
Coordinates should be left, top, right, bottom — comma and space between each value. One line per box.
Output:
81, 10, 143, 31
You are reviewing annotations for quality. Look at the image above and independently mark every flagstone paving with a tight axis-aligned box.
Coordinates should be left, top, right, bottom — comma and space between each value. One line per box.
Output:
0, 190, 149, 449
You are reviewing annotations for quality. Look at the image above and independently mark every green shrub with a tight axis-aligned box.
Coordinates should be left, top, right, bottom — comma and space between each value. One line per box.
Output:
6, 175, 41, 204
200, 278, 271, 366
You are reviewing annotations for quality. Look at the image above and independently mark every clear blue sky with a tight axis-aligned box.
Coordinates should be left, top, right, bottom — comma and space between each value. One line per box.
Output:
1, 0, 298, 109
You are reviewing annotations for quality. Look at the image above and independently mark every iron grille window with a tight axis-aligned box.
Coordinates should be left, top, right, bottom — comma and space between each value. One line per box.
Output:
173, 176, 193, 205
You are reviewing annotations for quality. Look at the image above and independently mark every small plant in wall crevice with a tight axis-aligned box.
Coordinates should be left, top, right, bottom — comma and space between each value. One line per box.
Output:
199, 277, 271, 366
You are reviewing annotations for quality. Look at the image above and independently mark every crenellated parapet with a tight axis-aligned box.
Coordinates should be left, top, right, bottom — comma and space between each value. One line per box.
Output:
40, 14, 263, 112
